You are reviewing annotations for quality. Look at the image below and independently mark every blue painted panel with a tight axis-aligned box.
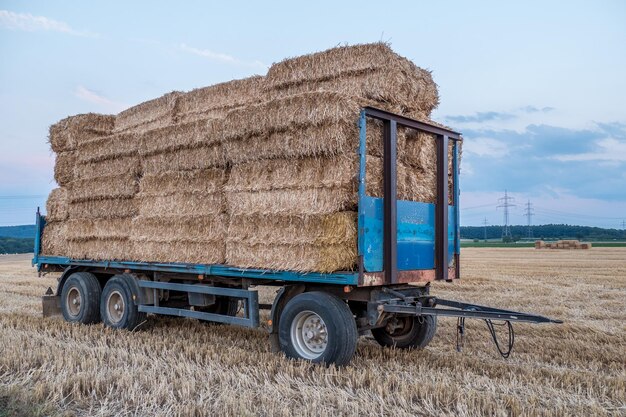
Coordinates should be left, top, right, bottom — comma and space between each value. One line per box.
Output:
362, 196, 456, 272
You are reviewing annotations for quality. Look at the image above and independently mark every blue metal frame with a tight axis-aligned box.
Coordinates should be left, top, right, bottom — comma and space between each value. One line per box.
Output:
137, 280, 259, 327
36, 254, 358, 285
33, 107, 461, 287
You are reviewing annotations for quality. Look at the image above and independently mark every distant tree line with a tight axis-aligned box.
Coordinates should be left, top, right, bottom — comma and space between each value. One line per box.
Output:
461, 224, 626, 241
0, 237, 34, 254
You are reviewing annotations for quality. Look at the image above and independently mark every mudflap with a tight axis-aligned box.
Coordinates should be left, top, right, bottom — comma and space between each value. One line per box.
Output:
42, 287, 61, 317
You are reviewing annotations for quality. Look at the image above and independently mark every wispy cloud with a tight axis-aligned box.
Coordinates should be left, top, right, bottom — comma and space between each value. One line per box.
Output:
180, 43, 266, 69
74, 86, 126, 112
520, 105, 554, 113
446, 111, 516, 123
0, 10, 97, 37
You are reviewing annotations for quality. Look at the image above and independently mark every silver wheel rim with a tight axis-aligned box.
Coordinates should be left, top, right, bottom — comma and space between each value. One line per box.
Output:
106, 290, 125, 324
290, 310, 328, 360
66, 286, 81, 317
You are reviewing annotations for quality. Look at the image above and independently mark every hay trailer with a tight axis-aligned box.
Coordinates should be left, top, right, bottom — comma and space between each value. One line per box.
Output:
34, 108, 560, 365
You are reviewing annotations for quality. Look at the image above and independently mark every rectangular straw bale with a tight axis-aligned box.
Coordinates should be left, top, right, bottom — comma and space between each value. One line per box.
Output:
45, 188, 69, 222
138, 192, 224, 217
74, 155, 141, 180
141, 144, 224, 174
53, 151, 76, 186
228, 212, 357, 246
66, 218, 133, 241
132, 240, 225, 264
224, 121, 357, 164
77, 132, 140, 163
66, 238, 132, 261
68, 198, 138, 220
175, 76, 266, 124
139, 119, 219, 156
131, 215, 227, 243
226, 242, 356, 273
227, 187, 355, 216
115, 91, 181, 134
140, 169, 225, 195
222, 92, 361, 141
49, 113, 115, 152
69, 173, 138, 203
265, 43, 439, 115
225, 155, 356, 193
41, 221, 69, 256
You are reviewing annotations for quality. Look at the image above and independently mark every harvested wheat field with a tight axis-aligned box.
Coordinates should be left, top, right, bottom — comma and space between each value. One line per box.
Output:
1, 248, 624, 416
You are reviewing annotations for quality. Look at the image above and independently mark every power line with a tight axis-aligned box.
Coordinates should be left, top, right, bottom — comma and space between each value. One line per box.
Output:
496, 190, 515, 239
523, 200, 535, 239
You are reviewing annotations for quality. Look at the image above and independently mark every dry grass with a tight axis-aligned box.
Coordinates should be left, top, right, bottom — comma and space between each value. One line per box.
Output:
1, 249, 624, 416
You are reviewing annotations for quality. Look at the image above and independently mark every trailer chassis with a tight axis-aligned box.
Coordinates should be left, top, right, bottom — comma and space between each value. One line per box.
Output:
34, 107, 561, 365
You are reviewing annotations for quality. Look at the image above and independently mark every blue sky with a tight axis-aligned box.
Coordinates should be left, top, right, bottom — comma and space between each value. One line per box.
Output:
1, 0, 625, 228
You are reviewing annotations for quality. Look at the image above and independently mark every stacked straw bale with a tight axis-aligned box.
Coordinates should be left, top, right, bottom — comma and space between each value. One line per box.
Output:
42, 42, 461, 272
535, 240, 591, 250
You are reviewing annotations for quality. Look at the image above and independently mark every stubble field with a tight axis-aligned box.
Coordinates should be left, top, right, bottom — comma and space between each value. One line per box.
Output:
0, 248, 624, 416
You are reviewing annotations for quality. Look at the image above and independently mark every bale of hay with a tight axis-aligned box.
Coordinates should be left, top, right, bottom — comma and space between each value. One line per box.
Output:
222, 92, 360, 142
265, 42, 439, 116
226, 242, 356, 273
228, 212, 356, 246
41, 222, 68, 256
175, 76, 266, 124
53, 152, 76, 186
68, 198, 138, 220
48, 113, 115, 152
132, 240, 225, 264
140, 169, 225, 195
114, 91, 181, 133
45, 188, 69, 222
74, 155, 141, 180
131, 215, 227, 243
138, 193, 224, 217
76, 132, 140, 163
139, 119, 220, 156
68, 174, 138, 203
141, 144, 224, 174
66, 238, 132, 261
66, 218, 133, 241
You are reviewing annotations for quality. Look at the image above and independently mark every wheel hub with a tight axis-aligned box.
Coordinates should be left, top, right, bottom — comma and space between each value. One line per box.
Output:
66, 287, 81, 317
106, 290, 125, 324
290, 310, 328, 359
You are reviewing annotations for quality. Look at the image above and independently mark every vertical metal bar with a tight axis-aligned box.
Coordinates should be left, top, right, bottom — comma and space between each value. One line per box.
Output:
383, 120, 398, 284
436, 135, 449, 280
32, 208, 41, 266
357, 111, 367, 281
453, 140, 461, 279
248, 291, 259, 327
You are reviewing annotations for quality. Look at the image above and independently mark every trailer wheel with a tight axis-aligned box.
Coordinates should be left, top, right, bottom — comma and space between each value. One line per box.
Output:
61, 272, 102, 324
278, 292, 357, 366
372, 315, 437, 349
100, 276, 146, 330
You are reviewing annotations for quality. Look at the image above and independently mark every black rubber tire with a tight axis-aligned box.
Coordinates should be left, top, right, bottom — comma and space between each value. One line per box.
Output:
372, 315, 437, 349
60, 272, 102, 324
100, 276, 146, 330
278, 291, 358, 366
